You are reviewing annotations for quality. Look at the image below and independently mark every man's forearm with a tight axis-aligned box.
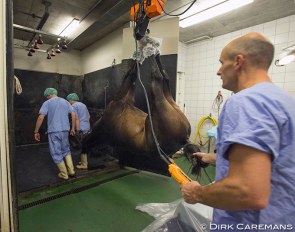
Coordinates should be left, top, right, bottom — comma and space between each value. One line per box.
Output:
195, 178, 258, 210
76, 118, 80, 131
34, 116, 44, 133
71, 112, 76, 130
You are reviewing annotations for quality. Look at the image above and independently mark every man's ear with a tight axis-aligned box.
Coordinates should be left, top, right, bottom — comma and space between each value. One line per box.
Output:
234, 54, 245, 69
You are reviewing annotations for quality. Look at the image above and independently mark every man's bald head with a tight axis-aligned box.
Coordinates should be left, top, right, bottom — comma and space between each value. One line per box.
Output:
223, 32, 274, 69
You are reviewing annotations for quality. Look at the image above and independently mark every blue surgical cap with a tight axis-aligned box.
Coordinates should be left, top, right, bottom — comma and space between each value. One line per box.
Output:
66, 93, 79, 101
44, 88, 58, 97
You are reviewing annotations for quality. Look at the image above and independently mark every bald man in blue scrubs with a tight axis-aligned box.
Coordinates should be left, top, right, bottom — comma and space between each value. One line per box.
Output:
181, 32, 295, 230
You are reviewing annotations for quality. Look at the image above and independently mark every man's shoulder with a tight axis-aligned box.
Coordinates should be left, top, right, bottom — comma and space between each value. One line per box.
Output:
75, 101, 87, 108
51, 97, 72, 107
57, 97, 71, 104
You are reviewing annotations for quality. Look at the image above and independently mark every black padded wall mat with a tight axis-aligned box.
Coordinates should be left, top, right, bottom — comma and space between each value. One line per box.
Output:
83, 64, 123, 109
83, 63, 124, 125
14, 70, 83, 145
14, 70, 58, 109
56, 74, 84, 101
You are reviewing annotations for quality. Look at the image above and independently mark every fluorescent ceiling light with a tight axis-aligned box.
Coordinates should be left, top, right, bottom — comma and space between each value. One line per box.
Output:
179, 0, 254, 28
276, 45, 295, 66
277, 54, 295, 66
60, 18, 80, 37
180, 0, 227, 20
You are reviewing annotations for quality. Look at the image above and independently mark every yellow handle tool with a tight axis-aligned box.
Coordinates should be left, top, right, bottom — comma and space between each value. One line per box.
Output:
168, 162, 192, 184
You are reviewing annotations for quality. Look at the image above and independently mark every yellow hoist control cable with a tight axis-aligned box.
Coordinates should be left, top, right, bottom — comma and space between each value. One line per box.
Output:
194, 115, 218, 146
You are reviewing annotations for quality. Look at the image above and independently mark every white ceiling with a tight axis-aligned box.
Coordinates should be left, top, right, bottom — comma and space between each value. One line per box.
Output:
13, 0, 295, 50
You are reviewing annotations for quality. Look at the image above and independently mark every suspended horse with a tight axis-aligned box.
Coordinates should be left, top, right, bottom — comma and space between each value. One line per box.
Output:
78, 55, 200, 175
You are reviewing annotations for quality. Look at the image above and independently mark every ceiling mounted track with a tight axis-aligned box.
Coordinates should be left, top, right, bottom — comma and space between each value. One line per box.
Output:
13, 24, 66, 40
13, 24, 68, 59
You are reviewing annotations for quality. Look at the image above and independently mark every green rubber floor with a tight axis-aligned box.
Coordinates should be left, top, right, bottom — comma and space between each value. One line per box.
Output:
18, 158, 215, 232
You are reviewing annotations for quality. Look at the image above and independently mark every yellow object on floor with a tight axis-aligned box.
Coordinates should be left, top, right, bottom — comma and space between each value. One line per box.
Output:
76, 153, 88, 170
57, 161, 68, 180
65, 155, 75, 176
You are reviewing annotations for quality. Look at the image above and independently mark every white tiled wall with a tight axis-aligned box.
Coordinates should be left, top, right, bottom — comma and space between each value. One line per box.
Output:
178, 15, 295, 144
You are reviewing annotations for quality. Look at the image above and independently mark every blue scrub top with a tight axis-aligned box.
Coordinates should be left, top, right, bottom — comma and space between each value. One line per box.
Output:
72, 102, 90, 132
39, 97, 74, 133
214, 82, 295, 229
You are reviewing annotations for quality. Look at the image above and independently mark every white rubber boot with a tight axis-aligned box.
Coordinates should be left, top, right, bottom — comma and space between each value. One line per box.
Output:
65, 155, 76, 177
57, 161, 69, 180
76, 153, 88, 170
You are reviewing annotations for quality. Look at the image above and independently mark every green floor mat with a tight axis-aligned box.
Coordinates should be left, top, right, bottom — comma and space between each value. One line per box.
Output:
19, 158, 215, 232
19, 170, 181, 232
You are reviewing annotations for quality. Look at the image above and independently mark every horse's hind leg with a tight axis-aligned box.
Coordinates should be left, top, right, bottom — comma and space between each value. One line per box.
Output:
155, 55, 191, 137
113, 60, 138, 103
145, 57, 178, 150
149, 56, 166, 102
155, 55, 180, 106
146, 55, 191, 154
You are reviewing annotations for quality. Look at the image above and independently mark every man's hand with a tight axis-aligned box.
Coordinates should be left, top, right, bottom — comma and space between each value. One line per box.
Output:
34, 114, 45, 142
34, 132, 40, 142
70, 129, 75, 136
194, 152, 216, 165
180, 181, 202, 204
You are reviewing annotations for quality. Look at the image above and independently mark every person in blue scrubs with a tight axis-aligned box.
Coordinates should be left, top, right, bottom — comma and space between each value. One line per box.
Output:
34, 88, 76, 180
181, 32, 295, 230
66, 93, 90, 170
